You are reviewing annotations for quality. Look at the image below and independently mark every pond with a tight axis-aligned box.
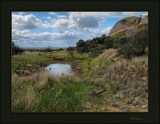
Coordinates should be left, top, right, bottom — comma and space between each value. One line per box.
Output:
45, 63, 74, 76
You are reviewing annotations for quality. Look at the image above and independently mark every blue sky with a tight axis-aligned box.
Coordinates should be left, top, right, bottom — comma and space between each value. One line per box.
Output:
12, 12, 148, 48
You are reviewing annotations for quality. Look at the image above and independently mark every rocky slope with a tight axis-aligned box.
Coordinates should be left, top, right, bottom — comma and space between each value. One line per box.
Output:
108, 16, 148, 37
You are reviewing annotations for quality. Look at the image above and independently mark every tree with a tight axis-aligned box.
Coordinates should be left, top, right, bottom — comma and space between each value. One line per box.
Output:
131, 29, 148, 55
12, 41, 24, 55
67, 47, 75, 58
104, 36, 114, 49
76, 39, 89, 53
43, 46, 52, 52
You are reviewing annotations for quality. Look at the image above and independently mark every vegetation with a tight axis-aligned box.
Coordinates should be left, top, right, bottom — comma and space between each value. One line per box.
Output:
11, 28, 148, 112
75, 29, 148, 59
12, 41, 24, 55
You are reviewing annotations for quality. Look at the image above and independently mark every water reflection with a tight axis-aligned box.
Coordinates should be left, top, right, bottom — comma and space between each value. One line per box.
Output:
45, 64, 74, 76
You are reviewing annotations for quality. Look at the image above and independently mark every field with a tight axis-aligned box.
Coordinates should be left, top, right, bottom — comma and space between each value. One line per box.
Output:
11, 49, 148, 112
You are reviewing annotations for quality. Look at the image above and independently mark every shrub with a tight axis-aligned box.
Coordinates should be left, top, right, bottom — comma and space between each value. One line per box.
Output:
42, 47, 52, 52
12, 41, 24, 55
104, 36, 114, 49
57, 48, 64, 51
67, 47, 75, 51
90, 47, 104, 57
117, 29, 148, 58
131, 29, 148, 56
117, 43, 134, 59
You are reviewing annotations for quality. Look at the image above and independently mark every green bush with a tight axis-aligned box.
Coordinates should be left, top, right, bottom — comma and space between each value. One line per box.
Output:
67, 47, 75, 51
117, 29, 148, 58
42, 47, 52, 52
104, 36, 114, 49
90, 46, 104, 57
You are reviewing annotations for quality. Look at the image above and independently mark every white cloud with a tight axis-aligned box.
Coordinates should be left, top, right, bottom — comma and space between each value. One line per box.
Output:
18, 12, 24, 15
12, 12, 147, 48
12, 14, 42, 30
84, 27, 112, 39
48, 12, 57, 15
12, 26, 112, 48
57, 15, 67, 19
68, 12, 148, 18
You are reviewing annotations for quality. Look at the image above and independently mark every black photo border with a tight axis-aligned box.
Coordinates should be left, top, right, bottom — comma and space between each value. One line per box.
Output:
1, 0, 159, 123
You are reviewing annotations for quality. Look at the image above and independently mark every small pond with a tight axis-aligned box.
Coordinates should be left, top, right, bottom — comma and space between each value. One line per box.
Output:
45, 63, 74, 76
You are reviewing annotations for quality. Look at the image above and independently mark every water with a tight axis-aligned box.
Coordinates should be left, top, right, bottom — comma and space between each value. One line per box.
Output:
45, 63, 74, 76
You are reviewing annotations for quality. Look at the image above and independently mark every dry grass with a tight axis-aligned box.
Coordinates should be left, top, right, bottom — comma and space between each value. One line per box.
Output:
11, 48, 148, 112
98, 48, 117, 61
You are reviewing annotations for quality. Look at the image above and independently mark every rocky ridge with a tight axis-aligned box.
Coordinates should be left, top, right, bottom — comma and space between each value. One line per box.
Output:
108, 16, 148, 37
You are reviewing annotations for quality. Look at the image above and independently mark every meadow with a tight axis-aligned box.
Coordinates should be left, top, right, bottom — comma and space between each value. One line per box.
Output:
11, 48, 148, 112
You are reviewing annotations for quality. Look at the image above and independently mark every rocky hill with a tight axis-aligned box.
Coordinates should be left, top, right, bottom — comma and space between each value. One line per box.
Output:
108, 16, 148, 37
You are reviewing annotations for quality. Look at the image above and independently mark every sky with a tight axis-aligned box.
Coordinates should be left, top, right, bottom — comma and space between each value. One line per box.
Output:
12, 12, 148, 48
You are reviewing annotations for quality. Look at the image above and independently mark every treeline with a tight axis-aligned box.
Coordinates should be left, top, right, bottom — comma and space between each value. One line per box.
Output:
68, 29, 148, 58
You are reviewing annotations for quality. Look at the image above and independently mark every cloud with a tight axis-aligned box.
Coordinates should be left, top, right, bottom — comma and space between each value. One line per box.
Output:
51, 19, 69, 28
12, 26, 112, 48
12, 14, 42, 30
68, 12, 148, 18
48, 12, 57, 15
68, 12, 105, 29
18, 12, 24, 15
12, 12, 147, 48
57, 15, 67, 19
84, 27, 112, 39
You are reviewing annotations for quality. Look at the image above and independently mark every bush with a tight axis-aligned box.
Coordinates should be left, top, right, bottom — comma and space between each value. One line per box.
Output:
117, 29, 148, 58
57, 48, 64, 51
42, 47, 52, 52
131, 29, 148, 56
117, 43, 134, 59
67, 47, 75, 51
104, 36, 114, 49
90, 47, 104, 57
12, 41, 24, 55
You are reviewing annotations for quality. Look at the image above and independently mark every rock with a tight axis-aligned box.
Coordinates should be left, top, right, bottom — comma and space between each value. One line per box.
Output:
108, 16, 148, 37
142, 105, 147, 109
32, 69, 36, 72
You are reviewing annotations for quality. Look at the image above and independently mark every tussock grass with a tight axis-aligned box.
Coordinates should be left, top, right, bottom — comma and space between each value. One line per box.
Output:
11, 70, 92, 112
12, 49, 148, 112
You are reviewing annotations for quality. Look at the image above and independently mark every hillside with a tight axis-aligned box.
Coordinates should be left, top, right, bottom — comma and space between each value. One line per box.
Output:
108, 16, 148, 37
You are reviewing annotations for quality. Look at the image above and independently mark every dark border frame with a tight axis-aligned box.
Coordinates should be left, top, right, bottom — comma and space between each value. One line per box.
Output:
1, 0, 159, 123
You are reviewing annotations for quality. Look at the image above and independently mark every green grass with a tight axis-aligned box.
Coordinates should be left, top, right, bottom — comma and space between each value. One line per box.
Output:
11, 73, 93, 112
11, 49, 148, 112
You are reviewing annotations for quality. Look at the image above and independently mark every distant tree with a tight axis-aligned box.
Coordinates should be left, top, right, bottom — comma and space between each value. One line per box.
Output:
12, 41, 24, 55
67, 47, 75, 58
67, 47, 75, 51
43, 46, 52, 52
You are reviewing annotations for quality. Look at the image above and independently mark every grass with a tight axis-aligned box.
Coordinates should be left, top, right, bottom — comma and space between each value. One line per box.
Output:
11, 71, 93, 112
12, 49, 148, 112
